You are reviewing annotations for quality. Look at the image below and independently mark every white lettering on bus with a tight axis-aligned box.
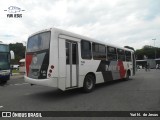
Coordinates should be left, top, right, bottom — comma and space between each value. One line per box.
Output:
106, 65, 120, 71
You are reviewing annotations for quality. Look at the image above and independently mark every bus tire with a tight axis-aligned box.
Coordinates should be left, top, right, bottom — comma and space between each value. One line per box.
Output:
124, 71, 130, 81
0, 79, 7, 84
83, 74, 95, 93
7, 76, 10, 80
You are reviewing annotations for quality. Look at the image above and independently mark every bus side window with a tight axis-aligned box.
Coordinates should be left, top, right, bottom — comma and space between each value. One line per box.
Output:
125, 51, 131, 61
92, 43, 106, 60
81, 40, 92, 59
107, 46, 117, 61
117, 48, 125, 61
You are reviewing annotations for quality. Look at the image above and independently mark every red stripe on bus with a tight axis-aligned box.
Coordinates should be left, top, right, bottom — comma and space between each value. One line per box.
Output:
118, 61, 126, 79
26, 54, 33, 76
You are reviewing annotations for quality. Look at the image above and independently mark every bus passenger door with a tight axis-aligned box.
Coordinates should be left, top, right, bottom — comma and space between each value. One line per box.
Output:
66, 41, 78, 88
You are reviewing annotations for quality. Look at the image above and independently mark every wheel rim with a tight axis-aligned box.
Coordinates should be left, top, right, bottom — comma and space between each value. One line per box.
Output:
86, 76, 93, 90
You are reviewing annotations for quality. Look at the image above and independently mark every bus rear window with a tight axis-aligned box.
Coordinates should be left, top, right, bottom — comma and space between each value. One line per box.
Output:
27, 31, 51, 52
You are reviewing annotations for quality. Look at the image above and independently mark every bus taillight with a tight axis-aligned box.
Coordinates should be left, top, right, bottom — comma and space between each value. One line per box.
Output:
51, 65, 54, 69
48, 73, 51, 77
49, 69, 52, 73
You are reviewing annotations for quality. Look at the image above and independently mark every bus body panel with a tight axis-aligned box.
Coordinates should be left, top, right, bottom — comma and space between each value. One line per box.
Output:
48, 29, 59, 78
0, 70, 10, 80
58, 38, 66, 90
24, 76, 58, 87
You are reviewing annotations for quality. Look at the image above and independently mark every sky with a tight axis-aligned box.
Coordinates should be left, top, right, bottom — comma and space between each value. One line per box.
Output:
0, 0, 160, 50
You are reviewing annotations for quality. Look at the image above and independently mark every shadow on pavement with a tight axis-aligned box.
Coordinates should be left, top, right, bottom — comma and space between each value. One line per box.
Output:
0, 81, 7, 86
25, 79, 133, 102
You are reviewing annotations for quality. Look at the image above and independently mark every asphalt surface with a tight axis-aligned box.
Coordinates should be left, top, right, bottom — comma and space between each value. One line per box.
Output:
0, 69, 160, 120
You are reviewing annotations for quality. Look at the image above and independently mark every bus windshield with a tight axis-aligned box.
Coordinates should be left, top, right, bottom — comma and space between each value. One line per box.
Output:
0, 44, 9, 52
27, 31, 51, 52
0, 53, 10, 70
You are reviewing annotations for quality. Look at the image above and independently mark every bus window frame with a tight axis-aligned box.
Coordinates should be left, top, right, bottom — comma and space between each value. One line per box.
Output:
81, 40, 92, 60
92, 42, 106, 60
107, 46, 117, 61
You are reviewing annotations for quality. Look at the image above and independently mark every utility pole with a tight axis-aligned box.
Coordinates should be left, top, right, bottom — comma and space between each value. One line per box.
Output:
152, 38, 156, 59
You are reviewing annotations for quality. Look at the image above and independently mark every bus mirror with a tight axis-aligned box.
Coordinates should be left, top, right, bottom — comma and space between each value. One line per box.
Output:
10, 50, 15, 59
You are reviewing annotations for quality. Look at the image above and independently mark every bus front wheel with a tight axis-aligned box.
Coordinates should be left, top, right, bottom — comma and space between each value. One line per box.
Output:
83, 74, 95, 93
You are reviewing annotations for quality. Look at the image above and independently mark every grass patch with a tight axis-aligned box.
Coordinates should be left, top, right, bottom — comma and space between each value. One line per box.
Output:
12, 69, 19, 73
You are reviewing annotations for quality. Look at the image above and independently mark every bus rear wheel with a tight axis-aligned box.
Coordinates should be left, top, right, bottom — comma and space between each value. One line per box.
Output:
83, 74, 95, 93
124, 71, 130, 81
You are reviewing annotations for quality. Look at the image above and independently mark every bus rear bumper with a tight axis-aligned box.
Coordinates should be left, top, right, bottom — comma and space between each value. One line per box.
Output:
24, 76, 58, 87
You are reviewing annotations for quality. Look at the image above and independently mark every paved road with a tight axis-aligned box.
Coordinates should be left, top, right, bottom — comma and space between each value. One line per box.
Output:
0, 69, 160, 119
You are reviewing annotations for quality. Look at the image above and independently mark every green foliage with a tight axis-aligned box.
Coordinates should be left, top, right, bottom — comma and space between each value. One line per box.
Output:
12, 69, 19, 73
9, 43, 26, 64
135, 45, 160, 60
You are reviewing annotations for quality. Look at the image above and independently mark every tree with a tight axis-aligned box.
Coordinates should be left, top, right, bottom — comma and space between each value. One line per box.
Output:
9, 43, 26, 64
135, 45, 160, 60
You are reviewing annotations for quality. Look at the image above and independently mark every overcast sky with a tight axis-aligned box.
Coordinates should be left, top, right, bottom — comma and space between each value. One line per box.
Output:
0, 0, 160, 50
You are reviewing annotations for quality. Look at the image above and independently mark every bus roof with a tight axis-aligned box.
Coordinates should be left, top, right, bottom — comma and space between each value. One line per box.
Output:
28, 27, 134, 52
0, 43, 8, 45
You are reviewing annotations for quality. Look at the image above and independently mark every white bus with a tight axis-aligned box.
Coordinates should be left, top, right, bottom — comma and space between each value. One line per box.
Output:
24, 28, 136, 92
0, 42, 14, 83
19, 58, 25, 73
